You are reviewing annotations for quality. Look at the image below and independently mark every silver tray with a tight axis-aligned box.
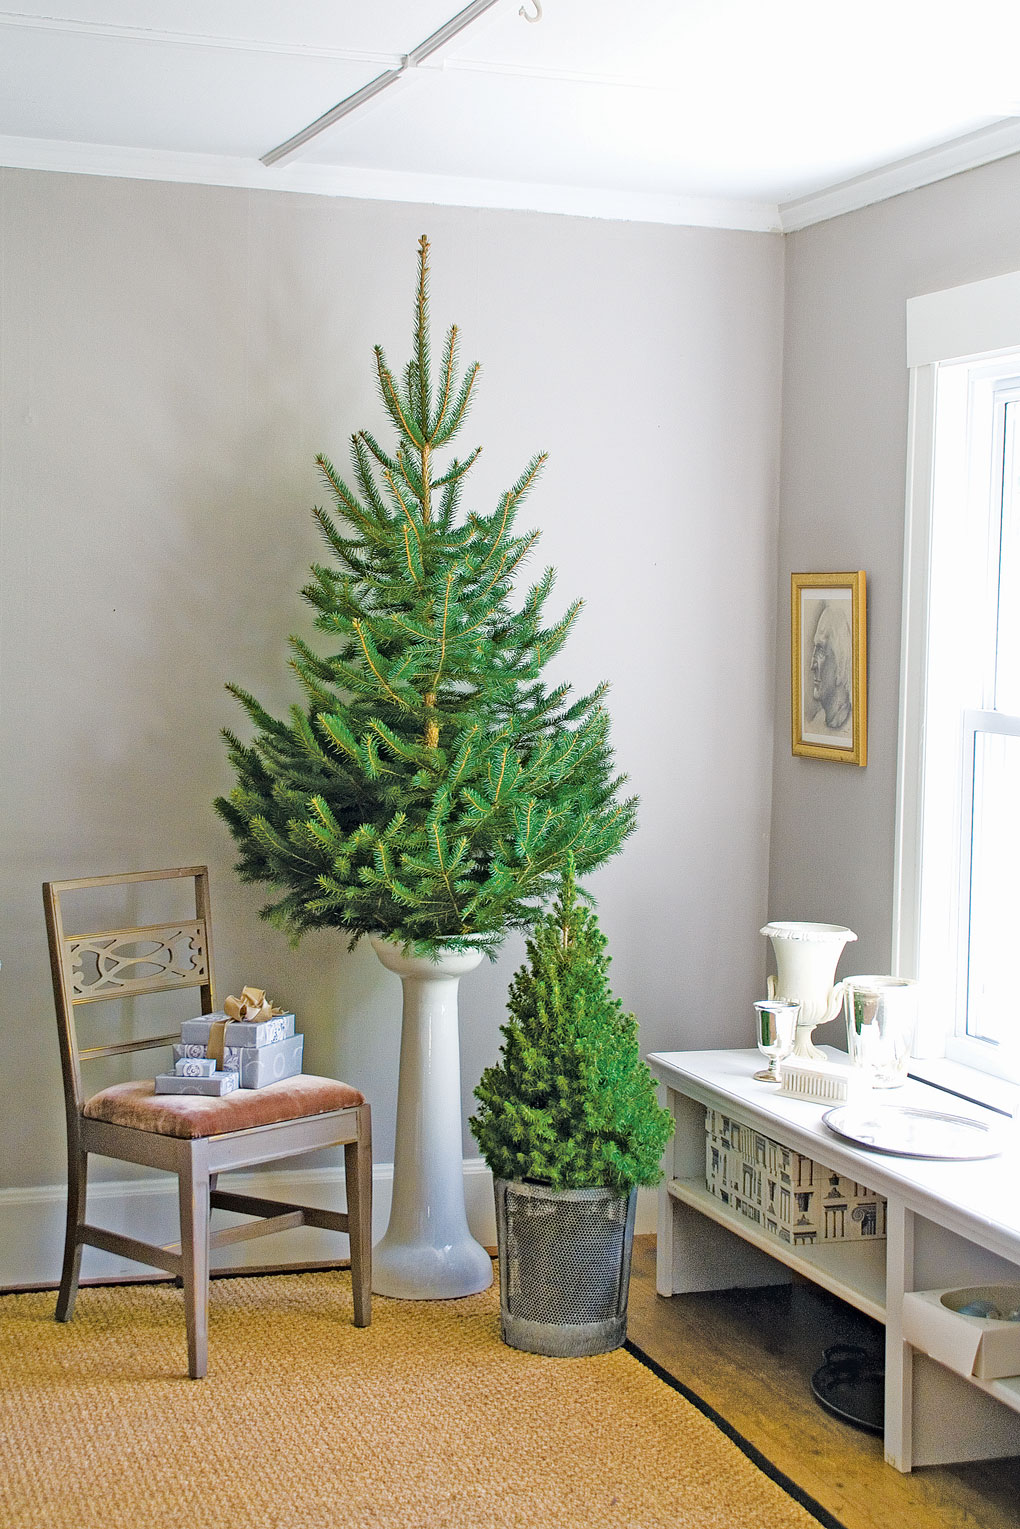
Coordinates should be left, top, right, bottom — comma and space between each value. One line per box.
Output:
822, 1104, 1004, 1160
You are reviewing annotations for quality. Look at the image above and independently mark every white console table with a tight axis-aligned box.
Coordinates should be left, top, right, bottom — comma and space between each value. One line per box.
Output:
649, 1048, 1020, 1472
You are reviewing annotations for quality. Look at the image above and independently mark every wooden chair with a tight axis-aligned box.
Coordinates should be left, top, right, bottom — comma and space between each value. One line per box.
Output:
43, 865, 371, 1378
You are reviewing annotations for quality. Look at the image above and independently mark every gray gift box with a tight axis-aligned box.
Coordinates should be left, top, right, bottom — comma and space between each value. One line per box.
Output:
154, 1070, 239, 1096
173, 1042, 209, 1061
174, 1057, 217, 1078
180, 1012, 296, 1050
223, 1033, 304, 1089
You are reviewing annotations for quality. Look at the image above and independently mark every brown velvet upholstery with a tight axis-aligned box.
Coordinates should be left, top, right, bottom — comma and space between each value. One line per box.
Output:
84, 1075, 366, 1140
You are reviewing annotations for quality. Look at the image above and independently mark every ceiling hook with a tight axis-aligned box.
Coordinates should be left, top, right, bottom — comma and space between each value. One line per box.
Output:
519, 0, 542, 20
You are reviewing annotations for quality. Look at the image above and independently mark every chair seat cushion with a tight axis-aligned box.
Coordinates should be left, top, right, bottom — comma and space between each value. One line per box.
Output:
83, 1075, 365, 1140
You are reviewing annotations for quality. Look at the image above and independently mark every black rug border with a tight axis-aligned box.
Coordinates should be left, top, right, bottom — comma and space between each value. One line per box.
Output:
624, 1339, 850, 1529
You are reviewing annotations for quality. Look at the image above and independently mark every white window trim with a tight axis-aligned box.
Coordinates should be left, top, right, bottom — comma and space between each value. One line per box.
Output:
948, 708, 1020, 1076
895, 270, 1020, 1107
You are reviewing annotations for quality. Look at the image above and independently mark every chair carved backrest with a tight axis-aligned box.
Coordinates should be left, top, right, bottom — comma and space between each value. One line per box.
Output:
43, 867, 216, 1119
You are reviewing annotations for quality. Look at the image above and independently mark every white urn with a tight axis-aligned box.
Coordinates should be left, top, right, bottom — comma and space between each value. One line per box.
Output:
760, 921, 857, 1061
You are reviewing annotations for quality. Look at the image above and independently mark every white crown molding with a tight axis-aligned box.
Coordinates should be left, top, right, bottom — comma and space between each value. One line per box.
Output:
0, 135, 783, 231
8, 119, 1018, 236
780, 118, 1020, 233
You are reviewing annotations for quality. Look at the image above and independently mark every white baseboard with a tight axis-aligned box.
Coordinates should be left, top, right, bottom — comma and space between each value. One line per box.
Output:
0, 1164, 657, 1289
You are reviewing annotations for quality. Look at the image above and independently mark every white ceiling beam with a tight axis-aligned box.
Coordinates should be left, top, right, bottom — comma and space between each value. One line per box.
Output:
261, 0, 506, 169
0, 10, 668, 90
0, 12, 392, 62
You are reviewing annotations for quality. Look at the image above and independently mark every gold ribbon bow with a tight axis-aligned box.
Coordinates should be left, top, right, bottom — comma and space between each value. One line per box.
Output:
224, 986, 282, 1024
206, 987, 283, 1067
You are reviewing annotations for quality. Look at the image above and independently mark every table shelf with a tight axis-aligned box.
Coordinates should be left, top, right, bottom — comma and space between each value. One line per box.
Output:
980, 1374, 1020, 1415
667, 1176, 887, 1322
652, 1048, 1020, 1472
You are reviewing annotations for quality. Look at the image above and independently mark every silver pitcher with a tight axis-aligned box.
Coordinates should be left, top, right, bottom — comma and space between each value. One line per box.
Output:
843, 976, 919, 1088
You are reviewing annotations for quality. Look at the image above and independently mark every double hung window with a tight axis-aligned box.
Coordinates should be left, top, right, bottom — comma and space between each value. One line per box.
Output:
896, 273, 1020, 1084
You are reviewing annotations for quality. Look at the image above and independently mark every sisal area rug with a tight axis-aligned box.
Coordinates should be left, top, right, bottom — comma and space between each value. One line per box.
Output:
0, 1269, 841, 1529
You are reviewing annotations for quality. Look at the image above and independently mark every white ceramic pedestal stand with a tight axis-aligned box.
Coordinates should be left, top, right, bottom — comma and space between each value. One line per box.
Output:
370, 937, 493, 1299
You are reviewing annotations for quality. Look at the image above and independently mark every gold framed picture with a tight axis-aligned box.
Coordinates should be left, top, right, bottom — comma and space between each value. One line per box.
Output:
791, 571, 867, 766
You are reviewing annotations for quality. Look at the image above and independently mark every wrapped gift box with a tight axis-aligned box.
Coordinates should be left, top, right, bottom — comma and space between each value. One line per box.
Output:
174, 1057, 217, 1078
223, 1033, 304, 1089
173, 1042, 210, 1061
154, 1070, 239, 1096
180, 1011, 296, 1050
705, 1107, 886, 1246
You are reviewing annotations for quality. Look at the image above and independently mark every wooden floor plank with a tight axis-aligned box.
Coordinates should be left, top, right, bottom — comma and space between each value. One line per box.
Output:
627, 1235, 1020, 1529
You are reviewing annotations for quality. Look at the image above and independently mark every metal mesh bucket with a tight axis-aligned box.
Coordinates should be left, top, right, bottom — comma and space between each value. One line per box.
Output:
494, 1178, 637, 1356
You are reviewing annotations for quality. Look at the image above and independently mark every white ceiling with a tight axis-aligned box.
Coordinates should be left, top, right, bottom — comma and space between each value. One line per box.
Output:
2, 0, 1020, 232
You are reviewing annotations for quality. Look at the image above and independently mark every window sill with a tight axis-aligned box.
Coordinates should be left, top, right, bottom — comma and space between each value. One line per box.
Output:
907, 1056, 1019, 1118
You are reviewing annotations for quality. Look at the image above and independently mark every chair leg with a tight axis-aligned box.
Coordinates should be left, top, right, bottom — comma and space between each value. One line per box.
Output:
55, 1147, 88, 1323
177, 1142, 211, 1379
344, 1103, 372, 1328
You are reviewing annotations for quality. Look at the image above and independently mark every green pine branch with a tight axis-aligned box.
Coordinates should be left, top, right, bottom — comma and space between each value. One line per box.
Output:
469, 867, 673, 1190
214, 235, 637, 953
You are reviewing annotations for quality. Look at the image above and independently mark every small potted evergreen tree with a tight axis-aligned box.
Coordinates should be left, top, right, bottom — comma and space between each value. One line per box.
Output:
470, 866, 673, 1356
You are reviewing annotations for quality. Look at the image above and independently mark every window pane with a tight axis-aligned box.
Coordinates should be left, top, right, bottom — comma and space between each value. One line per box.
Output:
966, 728, 1020, 1043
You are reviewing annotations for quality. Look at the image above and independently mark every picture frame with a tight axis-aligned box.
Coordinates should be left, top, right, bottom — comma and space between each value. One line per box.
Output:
791, 571, 867, 766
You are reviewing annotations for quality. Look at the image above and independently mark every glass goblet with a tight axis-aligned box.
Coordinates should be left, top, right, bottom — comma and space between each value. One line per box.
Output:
753, 999, 800, 1082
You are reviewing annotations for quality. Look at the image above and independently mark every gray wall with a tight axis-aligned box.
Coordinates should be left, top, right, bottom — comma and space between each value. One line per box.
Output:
0, 168, 784, 1201
770, 152, 1020, 1046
